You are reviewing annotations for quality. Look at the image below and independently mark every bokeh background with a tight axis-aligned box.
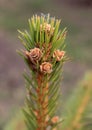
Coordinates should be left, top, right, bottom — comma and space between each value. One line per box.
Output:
0, 0, 92, 129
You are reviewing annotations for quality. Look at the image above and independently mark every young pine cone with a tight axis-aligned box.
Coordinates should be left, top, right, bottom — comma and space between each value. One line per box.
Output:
26, 48, 42, 64
40, 62, 52, 74
53, 50, 65, 61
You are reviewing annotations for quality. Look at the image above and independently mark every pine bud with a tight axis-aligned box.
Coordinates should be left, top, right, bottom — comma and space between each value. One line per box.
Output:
40, 23, 54, 33
51, 116, 59, 124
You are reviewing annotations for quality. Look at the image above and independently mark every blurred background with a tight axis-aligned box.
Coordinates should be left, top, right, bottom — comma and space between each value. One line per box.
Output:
0, 0, 92, 129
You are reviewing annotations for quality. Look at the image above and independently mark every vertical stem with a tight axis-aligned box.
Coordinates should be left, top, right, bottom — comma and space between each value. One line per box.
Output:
36, 73, 49, 130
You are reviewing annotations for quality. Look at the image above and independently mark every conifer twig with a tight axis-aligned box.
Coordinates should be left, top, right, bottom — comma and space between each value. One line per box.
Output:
18, 14, 67, 130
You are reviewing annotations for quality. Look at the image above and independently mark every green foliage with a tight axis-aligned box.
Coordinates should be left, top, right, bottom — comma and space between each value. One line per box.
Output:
61, 72, 92, 130
18, 16, 66, 52
4, 71, 92, 130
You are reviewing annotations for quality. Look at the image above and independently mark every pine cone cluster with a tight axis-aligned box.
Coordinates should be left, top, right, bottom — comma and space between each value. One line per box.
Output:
25, 47, 65, 74
24, 19, 65, 74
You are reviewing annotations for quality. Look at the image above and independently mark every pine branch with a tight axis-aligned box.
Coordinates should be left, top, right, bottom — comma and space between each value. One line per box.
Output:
18, 14, 67, 130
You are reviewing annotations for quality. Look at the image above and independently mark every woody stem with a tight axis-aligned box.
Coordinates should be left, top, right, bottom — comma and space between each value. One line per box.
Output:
36, 73, 49, 130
